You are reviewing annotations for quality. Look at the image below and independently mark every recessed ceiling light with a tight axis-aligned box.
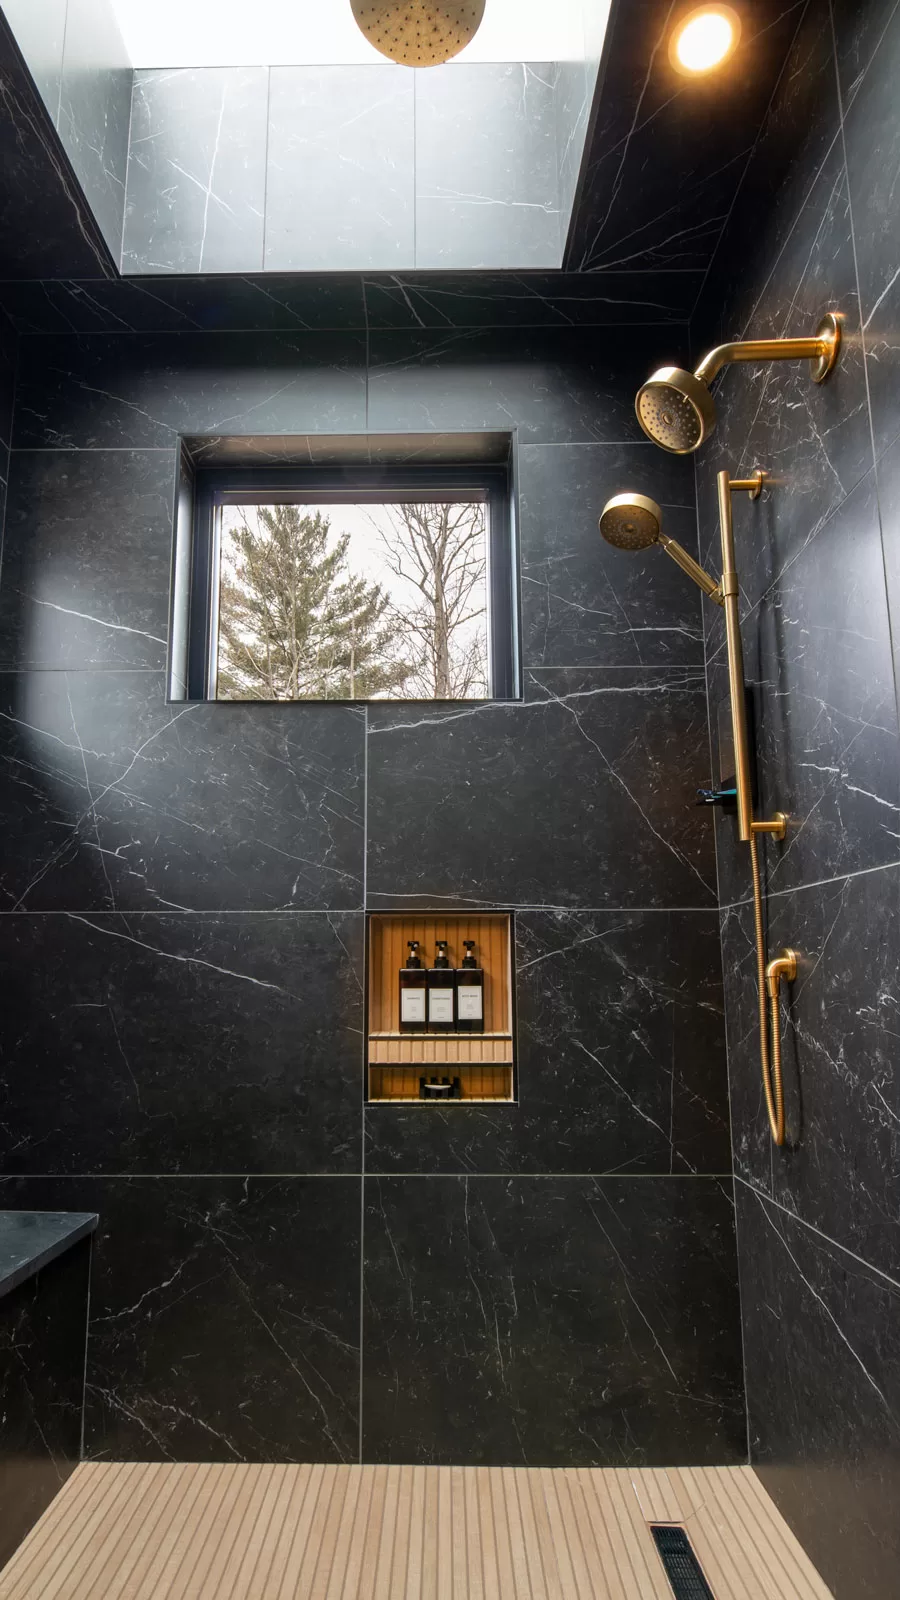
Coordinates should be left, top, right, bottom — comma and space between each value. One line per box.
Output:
669, 5, 741, 75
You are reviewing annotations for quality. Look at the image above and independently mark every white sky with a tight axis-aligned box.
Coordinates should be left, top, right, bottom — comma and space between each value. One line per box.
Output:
110, 0, 589, 68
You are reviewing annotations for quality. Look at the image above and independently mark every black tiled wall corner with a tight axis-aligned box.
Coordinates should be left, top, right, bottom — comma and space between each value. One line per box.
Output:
3, 0, 131, 261
0, 313, 742, 1467
694, 1, 900, 1592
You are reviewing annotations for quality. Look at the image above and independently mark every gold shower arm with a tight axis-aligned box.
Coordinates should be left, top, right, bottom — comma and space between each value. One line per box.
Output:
658, 534, 724, 604
695, 313, 841, 386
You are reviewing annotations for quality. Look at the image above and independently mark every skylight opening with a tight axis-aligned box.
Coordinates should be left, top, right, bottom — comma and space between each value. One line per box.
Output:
109, 0, 591, 69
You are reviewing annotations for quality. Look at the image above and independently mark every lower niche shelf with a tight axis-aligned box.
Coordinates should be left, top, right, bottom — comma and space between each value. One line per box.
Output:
367, 913, 515, 1104
369, 1063, 514, 1103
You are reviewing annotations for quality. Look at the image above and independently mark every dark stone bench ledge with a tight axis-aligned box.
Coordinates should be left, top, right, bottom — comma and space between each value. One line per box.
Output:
0, 1211, 98, 1301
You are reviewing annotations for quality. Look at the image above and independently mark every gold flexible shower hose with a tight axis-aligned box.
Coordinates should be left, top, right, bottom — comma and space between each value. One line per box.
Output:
749, 832, 785, 1146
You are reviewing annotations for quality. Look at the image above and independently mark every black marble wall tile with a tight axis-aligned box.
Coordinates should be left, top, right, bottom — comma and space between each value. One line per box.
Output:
830, 0, 894, 110
0, 674, 365, 912
12, 332, 368, 450
708, 472, 899, 904
725, 869, 900, 1279
123, 69, 269, 276
0, 309, 12, 570
1, 1177, 361, 1464
718, 897, 774, 1193
694, 136, 870, 616
692, 0, 843, 355
57, 0, 131, 259
0, 450, 175, 671
0, 912, 364, 1176
839, 0, 900, 464
699, 5, 900, 1588
0, 444, 7, 556
366, 908, 729, 1177
0, 273, 697, 337
366, 668, 717, 911
875, 426, 900, 704
735, 1185, 900, 1600
415, 64, 559, 271
367, 326, 674, 446
556, 56, 593, 232
362, 1176, 745, 1467
265, 68, 414, 273
0, 12, 114, 280
0, 276, 371, 337
362, 271, 700, 329
0, 313, 742, 1471
0, 309, 17, 452
0, 1236, 90, 1568
2, 0, 67, 118
518, 442, 702, 668
565, 0, 806, 274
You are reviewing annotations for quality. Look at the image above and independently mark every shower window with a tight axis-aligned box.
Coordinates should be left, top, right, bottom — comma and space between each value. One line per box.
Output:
183, 465, 517, 702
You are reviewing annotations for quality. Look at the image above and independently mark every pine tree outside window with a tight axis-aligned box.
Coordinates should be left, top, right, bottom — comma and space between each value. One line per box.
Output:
183, 465, 517, 703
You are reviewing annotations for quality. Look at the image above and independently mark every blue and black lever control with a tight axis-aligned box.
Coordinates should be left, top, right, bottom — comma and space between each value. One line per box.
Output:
696, 786, 738, 808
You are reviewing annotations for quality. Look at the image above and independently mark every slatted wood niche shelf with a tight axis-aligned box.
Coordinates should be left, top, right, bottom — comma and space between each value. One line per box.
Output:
368, 914, 514, 1103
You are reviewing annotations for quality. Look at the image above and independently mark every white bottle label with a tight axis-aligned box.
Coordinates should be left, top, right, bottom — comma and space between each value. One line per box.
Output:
457, 985, 483, 1022
428, 988, 454, 1024
400, 988, 426, 1023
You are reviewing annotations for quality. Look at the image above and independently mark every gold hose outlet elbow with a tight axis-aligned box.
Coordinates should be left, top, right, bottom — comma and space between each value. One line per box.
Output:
766, 948, 799, 999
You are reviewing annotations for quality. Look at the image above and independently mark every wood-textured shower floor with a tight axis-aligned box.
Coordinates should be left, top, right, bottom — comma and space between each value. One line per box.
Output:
0, 1461, 833, 1599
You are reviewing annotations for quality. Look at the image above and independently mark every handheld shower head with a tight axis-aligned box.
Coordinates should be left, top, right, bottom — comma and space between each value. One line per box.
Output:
635, 311, 842, 454
598, 492, 662, 550
599, 493, 723, 603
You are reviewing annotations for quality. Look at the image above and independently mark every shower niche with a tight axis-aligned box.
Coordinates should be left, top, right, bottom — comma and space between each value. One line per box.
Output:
367, 914, 515, 1104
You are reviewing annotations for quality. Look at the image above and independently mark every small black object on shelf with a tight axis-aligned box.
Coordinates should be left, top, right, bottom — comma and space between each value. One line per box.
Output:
419, 1076, 461, 1100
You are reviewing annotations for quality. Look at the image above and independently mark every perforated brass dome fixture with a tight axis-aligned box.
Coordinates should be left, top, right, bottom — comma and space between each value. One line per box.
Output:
351, 0, 486, 66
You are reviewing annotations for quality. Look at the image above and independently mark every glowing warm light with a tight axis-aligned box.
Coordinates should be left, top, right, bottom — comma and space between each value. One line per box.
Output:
669, 5, 740, 74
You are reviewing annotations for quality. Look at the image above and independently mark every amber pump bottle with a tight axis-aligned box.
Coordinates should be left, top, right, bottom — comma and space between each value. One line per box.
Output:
426, 940, 456, 1033
399, 940, 427, 1033
455, 940, 485, 1034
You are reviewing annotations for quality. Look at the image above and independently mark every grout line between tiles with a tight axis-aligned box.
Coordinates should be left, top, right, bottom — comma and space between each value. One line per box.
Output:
2, 1172, 737, 1181
718, 854, 900, 913
0, 905, 725, 916
734, 1176, 900, 1291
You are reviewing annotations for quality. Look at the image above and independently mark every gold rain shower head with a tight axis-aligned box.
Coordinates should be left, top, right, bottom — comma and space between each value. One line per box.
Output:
351, 0, 485, 66
635, 311, 842, 453
599, 492, 724, 602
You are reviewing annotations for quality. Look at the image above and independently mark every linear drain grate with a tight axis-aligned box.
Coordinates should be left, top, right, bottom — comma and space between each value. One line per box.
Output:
651, 1525, 715, 1600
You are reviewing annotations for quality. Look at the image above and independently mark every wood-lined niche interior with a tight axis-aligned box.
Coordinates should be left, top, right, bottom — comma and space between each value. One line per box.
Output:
367, 914, 514, 1103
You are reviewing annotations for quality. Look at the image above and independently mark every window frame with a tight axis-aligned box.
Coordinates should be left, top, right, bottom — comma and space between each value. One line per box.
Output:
187, 463, 519, 704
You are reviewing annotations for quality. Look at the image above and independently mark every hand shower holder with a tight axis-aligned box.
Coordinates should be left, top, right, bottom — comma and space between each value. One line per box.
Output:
717, 470, 786, 841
